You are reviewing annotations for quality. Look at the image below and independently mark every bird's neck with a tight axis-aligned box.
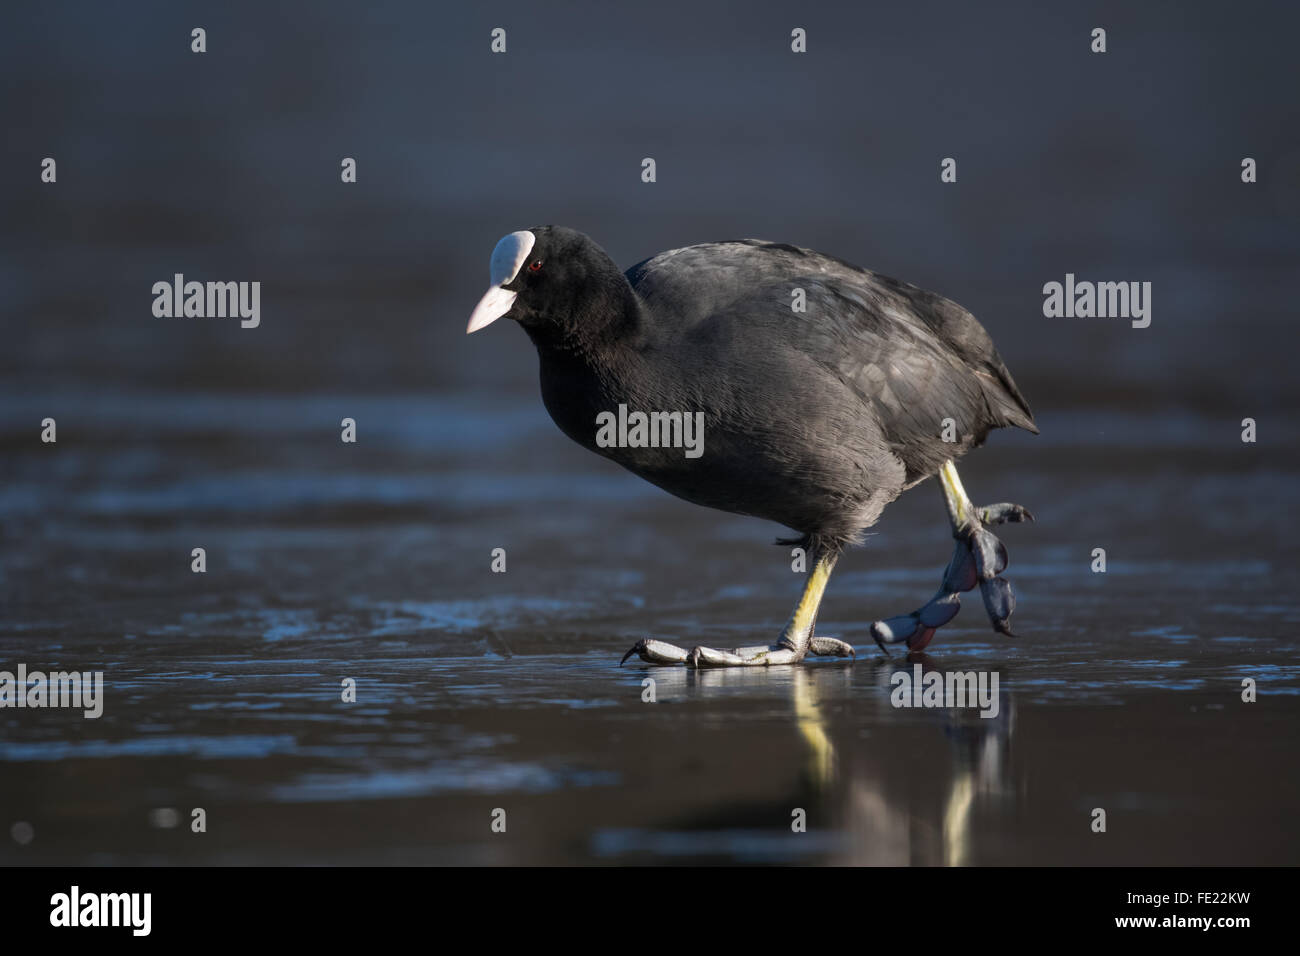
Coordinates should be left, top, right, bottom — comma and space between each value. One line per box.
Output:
526, 271, 651, 370
527, 272, 658, 454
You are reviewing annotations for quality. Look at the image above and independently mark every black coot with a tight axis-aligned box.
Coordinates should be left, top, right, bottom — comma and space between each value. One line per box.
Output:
467, 226, 1036, 667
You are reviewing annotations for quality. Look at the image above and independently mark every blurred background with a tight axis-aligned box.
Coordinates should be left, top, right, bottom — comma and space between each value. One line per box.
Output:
0, 0, 1297, 864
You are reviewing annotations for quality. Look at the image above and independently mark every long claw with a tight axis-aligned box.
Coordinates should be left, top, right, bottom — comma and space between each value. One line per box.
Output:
621, 638, 689, 665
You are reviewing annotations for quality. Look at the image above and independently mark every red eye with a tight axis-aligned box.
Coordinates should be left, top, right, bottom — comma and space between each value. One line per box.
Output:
528, 260, 543, 272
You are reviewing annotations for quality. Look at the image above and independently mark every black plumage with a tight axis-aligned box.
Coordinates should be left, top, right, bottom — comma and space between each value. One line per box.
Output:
491, 226, 1036, 556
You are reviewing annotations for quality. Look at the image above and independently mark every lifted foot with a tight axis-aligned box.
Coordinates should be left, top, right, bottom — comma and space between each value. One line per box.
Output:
870, 462, 1032, 653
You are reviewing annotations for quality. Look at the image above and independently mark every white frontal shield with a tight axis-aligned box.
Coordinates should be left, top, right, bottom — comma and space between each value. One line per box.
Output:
466, 230, 536, 333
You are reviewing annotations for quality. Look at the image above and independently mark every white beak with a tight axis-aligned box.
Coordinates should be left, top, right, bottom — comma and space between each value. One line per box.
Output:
466, 230, 536, 334
466, 285, 517, 334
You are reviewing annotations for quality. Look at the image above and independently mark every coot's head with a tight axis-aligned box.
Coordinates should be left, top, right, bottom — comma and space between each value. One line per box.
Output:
466, 226, 631, 344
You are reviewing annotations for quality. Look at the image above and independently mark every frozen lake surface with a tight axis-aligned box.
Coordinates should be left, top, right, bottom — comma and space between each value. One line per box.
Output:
2, 392, 1296, 864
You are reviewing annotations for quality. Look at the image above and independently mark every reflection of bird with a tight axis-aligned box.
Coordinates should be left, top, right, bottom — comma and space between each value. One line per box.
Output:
620, 665, 1016, 865
792, 667, 839, 786
938, 673, 1017, 867
831, 660, 1018, 866
467, 227, 1037, 665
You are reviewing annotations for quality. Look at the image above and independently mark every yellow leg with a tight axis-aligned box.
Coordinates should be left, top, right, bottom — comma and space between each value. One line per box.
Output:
939, 460, 976, 532
777, 551, 839, 659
